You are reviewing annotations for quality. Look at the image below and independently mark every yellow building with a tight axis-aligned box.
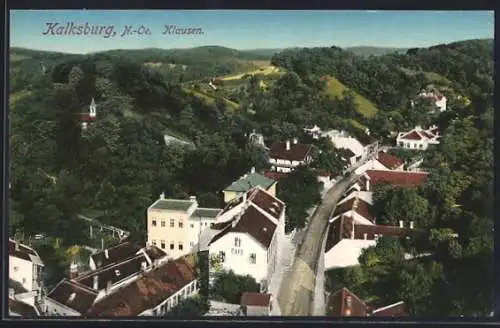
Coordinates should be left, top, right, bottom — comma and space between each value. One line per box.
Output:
147, 194, 221, 260
222, 168, 277, 204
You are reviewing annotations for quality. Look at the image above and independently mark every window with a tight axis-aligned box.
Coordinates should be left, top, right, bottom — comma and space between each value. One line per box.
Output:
178, 243, 183, 251
170, 219, 175, 227
161, 240, 166, 249
152, 308, 157, 316
22, 278, 27, 284
152, 240, 157, 246
152, 220, 157, 227
249, 253, 256, 264
13, 266, 18, 272
179, 221, 183, 228
161, 221, 166, 227
190, 242, 194, 247
219, 251, 226, 262
419, 144, 423, 149
160, 304, 165, 314
205, 222, 208, 226
190, 223, 194, 228
170, 242, 175, 250
234, 237, 241, 247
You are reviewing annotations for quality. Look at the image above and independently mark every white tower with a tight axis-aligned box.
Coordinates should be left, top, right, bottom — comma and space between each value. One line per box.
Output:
89, 98, 97, 118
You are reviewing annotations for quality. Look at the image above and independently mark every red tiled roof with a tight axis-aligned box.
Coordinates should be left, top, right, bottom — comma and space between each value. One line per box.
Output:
47, 279, 98, 314
419, 131, 434, 139
263, 171, 287, 181
240, 292, 271, 307
209, 205, 277, 249
327, 288, 367, 317
365, 170, 428, 187
250, 188, 284, 220
80, 114, 97, 122
333, 198, 374, 223
9, 239, 39, 263
269, 141, 312, 162
76, 254, 150, 290
376, 152, 403, 170
85, 257, 197, 317
91, 242, 142, 269
9, 298, 39, 317
400, 131, 422, 140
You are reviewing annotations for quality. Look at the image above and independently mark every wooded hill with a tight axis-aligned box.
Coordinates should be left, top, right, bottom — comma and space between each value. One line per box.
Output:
9, 39, 493, 315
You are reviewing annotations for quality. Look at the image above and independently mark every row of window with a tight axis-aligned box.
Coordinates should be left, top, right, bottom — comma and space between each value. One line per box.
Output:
151, 219, 209, 229
399, 142, 425, 149
151, 240, 197, 251
218, 251, 257, 264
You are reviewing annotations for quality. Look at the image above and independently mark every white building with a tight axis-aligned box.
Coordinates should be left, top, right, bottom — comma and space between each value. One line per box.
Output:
324, 215, 421, 270
415, 91, 447, 112
322, 130, 378, 167
9, 239, 44, 294
9, 288, 40, 317
396, 126, 439, 150
303, 125, 323, 139
354, 151, 404, 175
268, 138, 313, 173
44, 244, 198, 317
147, 194, 222, 260
208, 186, 286, 286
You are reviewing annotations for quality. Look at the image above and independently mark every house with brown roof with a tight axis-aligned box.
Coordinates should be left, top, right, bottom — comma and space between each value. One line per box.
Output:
208, 186, 286, 286
330, 196, 374, 226
322, 129, 379, 167
9, 287, 40, 317
326, 287, 407, 317
354, 150, 404, 175
9, 239, 44, 295
360, 170, 429, 191
268, 138, 313, 173
396, 125, 440, 150
239, 292, 273, 316
44, 243, 169, 316
44, 256, 197, 317
324, 216, 423, 270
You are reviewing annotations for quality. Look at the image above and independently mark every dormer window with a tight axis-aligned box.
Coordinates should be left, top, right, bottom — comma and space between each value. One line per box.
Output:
115, 270, 121, 277
234, 237, 241, 247
68, 293, 76, 303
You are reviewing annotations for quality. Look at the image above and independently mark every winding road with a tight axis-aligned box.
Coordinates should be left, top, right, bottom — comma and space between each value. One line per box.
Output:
277, 172, 360, 316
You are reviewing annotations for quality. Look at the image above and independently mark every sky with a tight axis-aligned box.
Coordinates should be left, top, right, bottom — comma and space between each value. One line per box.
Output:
10, 10, 494, 54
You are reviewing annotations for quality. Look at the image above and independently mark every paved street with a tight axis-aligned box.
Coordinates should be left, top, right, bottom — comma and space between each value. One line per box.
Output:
277, 173, 359, 316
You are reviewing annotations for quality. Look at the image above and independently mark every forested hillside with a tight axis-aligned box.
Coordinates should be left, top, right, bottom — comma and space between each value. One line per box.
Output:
9, 39, 494, 314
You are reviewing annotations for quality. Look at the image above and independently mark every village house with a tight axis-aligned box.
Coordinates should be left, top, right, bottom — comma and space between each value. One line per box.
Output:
44, 254, 197, 317
303, 124, 323, 139
354, 151, 404, 175
322, 130, 378, 167
357, 170, 429, 191
222, 167, 277, 203
396, 125, 440, 150
239, 292, 273, 316
9, 287, 41, 317
413, 90, 447, 112
208, 186, 286, 287
326, 287, 407, 317
248, 130, 267, 149
324, 215, 423, 270
9, 239, 44, 295
268, 138, 313, 173
330, 196, 374, 226
147, 194, 222, 259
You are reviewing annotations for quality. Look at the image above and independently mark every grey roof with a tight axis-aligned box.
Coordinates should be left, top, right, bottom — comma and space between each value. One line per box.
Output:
150, 199, 195, 211
191, 208, 222, 219
224, 173, 275, 193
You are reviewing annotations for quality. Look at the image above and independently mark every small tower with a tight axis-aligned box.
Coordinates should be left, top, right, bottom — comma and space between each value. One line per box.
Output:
69, 260, 78, 280
89, 98, 97, 118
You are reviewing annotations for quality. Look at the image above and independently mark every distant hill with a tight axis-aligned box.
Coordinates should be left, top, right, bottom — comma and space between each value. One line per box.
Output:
344, 46, 408, 57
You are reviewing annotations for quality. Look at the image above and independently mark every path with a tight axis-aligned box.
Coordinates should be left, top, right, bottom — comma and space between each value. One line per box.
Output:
277, 173, 359, 316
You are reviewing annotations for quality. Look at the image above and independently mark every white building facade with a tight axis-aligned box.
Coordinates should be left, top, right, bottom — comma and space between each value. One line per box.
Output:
9, 239, 44, 294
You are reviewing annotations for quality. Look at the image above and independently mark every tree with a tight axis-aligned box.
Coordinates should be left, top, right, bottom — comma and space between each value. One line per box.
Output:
166, 295, 206, 316
210, 270, 260, 304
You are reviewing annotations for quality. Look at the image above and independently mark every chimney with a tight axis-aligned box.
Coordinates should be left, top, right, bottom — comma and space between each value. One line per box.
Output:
15, 241, 19, 251
250, 167, 255, 174
9, 288, 15, 299
363, 233, 367, 240
141, 261, 147, 271
410, 221, 414, 229
69, 261, 78, 279
189, 196, 196, 202
293, 137, 298, 144
285, 140, 291, 151
93, 275, 99, 290
106, 280, 112, 292
104, 249, 109, 259
399, 220, 404, 228
160, 192, 165, 200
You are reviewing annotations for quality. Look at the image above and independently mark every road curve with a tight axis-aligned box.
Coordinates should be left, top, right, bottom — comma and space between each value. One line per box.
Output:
278, 173, 359, 316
